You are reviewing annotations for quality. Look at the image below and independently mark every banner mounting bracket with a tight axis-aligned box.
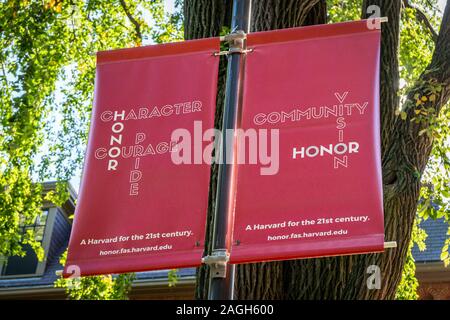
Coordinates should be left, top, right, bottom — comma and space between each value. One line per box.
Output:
202, 249, 230, 278
384, 241, 397, 249
213, 48, 253, 56
215, 30, 251, 56
219, 30, 247, 42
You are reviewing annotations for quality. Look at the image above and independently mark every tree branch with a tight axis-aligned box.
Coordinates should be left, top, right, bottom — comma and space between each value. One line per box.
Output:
403, 0, 439, 42
119, 0, 142, 44
385, 0, 450, 192
408, 0, 450, 126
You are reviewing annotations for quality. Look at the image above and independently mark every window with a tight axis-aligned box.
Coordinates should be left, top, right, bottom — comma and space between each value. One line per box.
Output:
1, 244, 40, 276
0, 209, 50, 278
20, 209, 48, 242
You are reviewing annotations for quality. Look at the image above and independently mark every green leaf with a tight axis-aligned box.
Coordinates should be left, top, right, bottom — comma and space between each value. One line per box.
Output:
401, 111, 408, 120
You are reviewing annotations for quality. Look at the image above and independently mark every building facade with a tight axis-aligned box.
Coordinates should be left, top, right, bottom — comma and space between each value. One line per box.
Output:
413, 218, 450, 300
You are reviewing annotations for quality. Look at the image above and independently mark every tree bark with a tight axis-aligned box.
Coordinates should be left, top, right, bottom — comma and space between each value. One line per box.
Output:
185, 0, 450, 299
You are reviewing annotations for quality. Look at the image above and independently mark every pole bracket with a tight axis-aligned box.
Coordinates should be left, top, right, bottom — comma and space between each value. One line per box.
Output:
219, 30, 247, 43
202, 249, 230, 278
384, 241, 397, 249
213, 48, 253, 56
214, 30, 250, 56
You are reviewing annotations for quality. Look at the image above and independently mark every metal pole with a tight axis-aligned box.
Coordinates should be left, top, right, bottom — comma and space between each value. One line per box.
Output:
207, 0, 252, 300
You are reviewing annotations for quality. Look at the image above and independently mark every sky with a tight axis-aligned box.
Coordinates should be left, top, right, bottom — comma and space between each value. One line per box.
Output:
164, 0, 176, 13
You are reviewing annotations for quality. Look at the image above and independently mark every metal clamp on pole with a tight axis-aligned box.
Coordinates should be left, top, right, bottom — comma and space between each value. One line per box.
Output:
213, 48, 253, 56
214, 30, 253, 56
227, 30, 246, 54
202, 249, 230, 278
220, 30, 246, 43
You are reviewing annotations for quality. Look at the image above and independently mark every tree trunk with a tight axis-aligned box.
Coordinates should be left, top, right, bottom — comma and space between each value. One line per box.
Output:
183, 0, 232, 299
184, 0, 450, 299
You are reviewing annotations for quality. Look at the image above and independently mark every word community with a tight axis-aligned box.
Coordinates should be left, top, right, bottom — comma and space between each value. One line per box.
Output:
253, 98, 368, 126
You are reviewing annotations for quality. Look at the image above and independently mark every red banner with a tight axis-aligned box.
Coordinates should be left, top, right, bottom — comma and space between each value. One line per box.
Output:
230, 21, 384, 264
64, 38, 219, 277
